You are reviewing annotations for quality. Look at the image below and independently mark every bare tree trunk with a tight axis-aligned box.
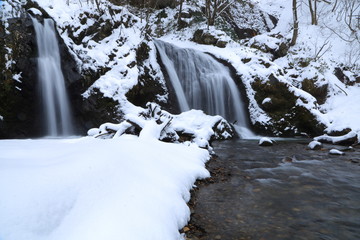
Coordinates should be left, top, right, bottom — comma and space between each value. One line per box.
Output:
291, 0, 299, 46
205, 0, 211, 28
308, 0, 316, 25
314, 0, 318, 25
177, 0, 184, 25
332, 0, 338, 12
211, 0, 218, 26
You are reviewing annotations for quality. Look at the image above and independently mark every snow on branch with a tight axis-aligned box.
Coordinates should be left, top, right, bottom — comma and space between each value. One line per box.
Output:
88, 102, 235, 149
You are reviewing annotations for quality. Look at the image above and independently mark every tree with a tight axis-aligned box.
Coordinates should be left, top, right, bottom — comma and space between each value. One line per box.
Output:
308, 0, 331, 25
308, 0, 318, 25
205, 0, 235, 27
177, 0, 184, 26
291, 0, 299, 46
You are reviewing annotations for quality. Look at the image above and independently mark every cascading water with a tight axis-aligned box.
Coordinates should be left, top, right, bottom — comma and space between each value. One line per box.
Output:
32, 17, 73, 136
155, 40, 254, 138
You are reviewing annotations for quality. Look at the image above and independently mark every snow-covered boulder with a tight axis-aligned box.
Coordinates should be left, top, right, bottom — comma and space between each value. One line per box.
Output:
329, 149, 345, 155
308, 140, 322, 150
314, 131, 358, 146
259, 137, 274, 146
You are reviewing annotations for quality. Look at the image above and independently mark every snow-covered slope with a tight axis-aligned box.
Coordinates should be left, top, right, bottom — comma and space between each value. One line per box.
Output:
0, 136, 209, 240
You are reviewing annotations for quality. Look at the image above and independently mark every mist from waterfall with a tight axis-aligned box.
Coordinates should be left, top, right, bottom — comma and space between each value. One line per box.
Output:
155, 40, 254, 138
32, 17, 73, 136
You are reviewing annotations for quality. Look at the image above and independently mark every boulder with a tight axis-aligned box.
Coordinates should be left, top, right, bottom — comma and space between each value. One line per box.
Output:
259, 137, 274, 146
314, 131, 358, 146
308, 140, 322, 150
329, 149, 345, 155
193, 29, 227, 48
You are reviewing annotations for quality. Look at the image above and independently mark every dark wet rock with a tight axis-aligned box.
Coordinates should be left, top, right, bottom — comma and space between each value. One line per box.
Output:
250, 34, 289, 60
301, 78, 328, 105
80, 88, 122, 131
334, 67, 353, 86
126, 41, 167, 108
119, 0, 176, 9
350, 159, 360, 163
235, 28, 258, 39
282, 155, 297, 163
193, 29, 227, 48
251, 75, 325, 136
0, 15, 38, 138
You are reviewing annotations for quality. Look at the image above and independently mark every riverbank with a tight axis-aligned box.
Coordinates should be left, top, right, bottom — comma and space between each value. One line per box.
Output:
184, 139, 360, 240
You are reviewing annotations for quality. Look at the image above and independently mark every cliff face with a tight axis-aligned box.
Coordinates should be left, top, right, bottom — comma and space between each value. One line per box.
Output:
0, 14, 38, 138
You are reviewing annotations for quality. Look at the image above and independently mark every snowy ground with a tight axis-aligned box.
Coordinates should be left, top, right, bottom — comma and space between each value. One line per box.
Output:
0, 136, 210, 240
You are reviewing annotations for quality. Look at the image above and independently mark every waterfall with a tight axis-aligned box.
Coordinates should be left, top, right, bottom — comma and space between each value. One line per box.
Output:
32, 17, 73, 136
155, 40, 254, 138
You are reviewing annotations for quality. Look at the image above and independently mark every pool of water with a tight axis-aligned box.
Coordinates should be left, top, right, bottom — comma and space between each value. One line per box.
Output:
187, 140, 360, 240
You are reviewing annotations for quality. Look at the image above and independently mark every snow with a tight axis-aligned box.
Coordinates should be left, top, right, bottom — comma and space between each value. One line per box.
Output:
90, 103, 234, 150
308, 140, 322, 150
259, 137, 273, 146
321, 86, 360, 133
329, 149, 345, 155
29, 8, 42, 16
314, 131, 358, 145
0, 137, 210, 240
262, 97, 272, 105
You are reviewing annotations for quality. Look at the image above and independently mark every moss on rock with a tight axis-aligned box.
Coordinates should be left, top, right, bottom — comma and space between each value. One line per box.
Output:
252, 74, 325, 136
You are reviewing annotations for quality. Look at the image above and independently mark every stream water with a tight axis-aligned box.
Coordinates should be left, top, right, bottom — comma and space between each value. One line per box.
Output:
187, 140, 360, 240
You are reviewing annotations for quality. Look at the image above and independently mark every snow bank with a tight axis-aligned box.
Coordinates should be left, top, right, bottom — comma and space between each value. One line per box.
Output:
0, 137, 210, 240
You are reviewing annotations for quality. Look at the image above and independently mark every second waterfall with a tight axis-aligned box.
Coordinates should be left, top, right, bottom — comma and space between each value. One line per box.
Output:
32, 17, 73, 137
155, 40, 254, 138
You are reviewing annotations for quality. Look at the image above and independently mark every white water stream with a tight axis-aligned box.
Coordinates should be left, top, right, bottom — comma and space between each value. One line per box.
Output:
155, 40, 254, 138
32, 17, 73, 136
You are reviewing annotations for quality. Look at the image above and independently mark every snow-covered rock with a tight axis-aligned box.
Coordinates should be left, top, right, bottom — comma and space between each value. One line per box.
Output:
308, 140, 322, 150
329, 149, 345, 155
314, 131, 358, 145
259, 137, 274, 146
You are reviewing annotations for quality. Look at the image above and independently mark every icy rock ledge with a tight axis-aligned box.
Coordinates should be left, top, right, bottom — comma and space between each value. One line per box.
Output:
88, 103, 235, 149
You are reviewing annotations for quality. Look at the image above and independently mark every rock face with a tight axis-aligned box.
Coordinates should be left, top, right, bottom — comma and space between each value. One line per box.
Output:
126, 40, 167, 108
0, 15, 38, 138
252, 74, 325, 136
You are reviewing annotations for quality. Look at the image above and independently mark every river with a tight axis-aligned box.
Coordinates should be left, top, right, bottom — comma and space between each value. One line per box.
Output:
186, 139, 360, 240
